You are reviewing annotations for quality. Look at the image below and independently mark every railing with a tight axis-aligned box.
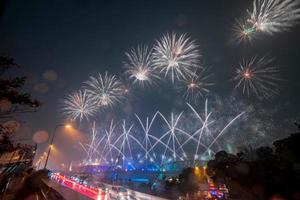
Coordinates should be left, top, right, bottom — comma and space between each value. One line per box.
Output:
0, 145, 36, 166
96, 180, 168, 200
126, 188, 168, 200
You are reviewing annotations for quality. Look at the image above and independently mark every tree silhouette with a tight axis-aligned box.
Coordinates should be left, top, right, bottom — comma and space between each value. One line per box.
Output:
207, 127, 300, 200
0, 55, 40, 120
0, 55, 41, 154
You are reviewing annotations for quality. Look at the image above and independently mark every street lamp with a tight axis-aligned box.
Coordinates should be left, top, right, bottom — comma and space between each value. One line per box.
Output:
44, 123, 72, 169
65, 124, 72, 129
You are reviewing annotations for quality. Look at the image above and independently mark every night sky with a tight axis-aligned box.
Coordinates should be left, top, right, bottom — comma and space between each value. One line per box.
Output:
1, 0, 300, 169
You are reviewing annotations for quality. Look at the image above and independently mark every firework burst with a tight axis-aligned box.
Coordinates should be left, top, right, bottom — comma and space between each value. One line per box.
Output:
180, 68, 213, 102
124, 45, 160, 87
250, 0, 300, 34
84, 72, 124, 108
233, 19, 258, 43
61, 90, 97, 121
152, 33, 202, 83
235, 0, 300, 43
77, 98, 248, 166
233, 56, 281, 99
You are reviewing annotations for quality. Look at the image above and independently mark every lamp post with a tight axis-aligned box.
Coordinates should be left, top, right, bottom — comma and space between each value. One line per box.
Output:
44, 123, 71, 169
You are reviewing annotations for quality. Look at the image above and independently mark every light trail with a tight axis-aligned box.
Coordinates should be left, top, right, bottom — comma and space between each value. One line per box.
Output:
51, 173, 108, 200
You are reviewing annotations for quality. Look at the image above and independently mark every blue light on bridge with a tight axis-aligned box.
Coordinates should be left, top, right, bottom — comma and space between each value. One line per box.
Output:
129, 178, 149, 183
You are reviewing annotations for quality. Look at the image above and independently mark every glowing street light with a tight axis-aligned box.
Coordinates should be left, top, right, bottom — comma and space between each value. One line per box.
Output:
65, 124, 72, 129
194, 166, 201, 176
44, 123, 72, 169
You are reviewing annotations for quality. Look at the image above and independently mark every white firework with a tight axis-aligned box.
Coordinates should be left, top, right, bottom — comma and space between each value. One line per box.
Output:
250, 0, 300, 34
124, 45, 160, 87
84, 72, 124, 108
152, 33, 202, 83
77, 99, 247, 167
233, 56, 281, 99
79, 122, 103, 161
235, 0, 300, 42
181, 68, 214, 102
61, 90, 97, 121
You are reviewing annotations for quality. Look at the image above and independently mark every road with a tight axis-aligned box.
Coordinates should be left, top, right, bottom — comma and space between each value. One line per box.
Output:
44, 179, 94, 200
46, 174, 107, 200
50, 173, 168, 200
